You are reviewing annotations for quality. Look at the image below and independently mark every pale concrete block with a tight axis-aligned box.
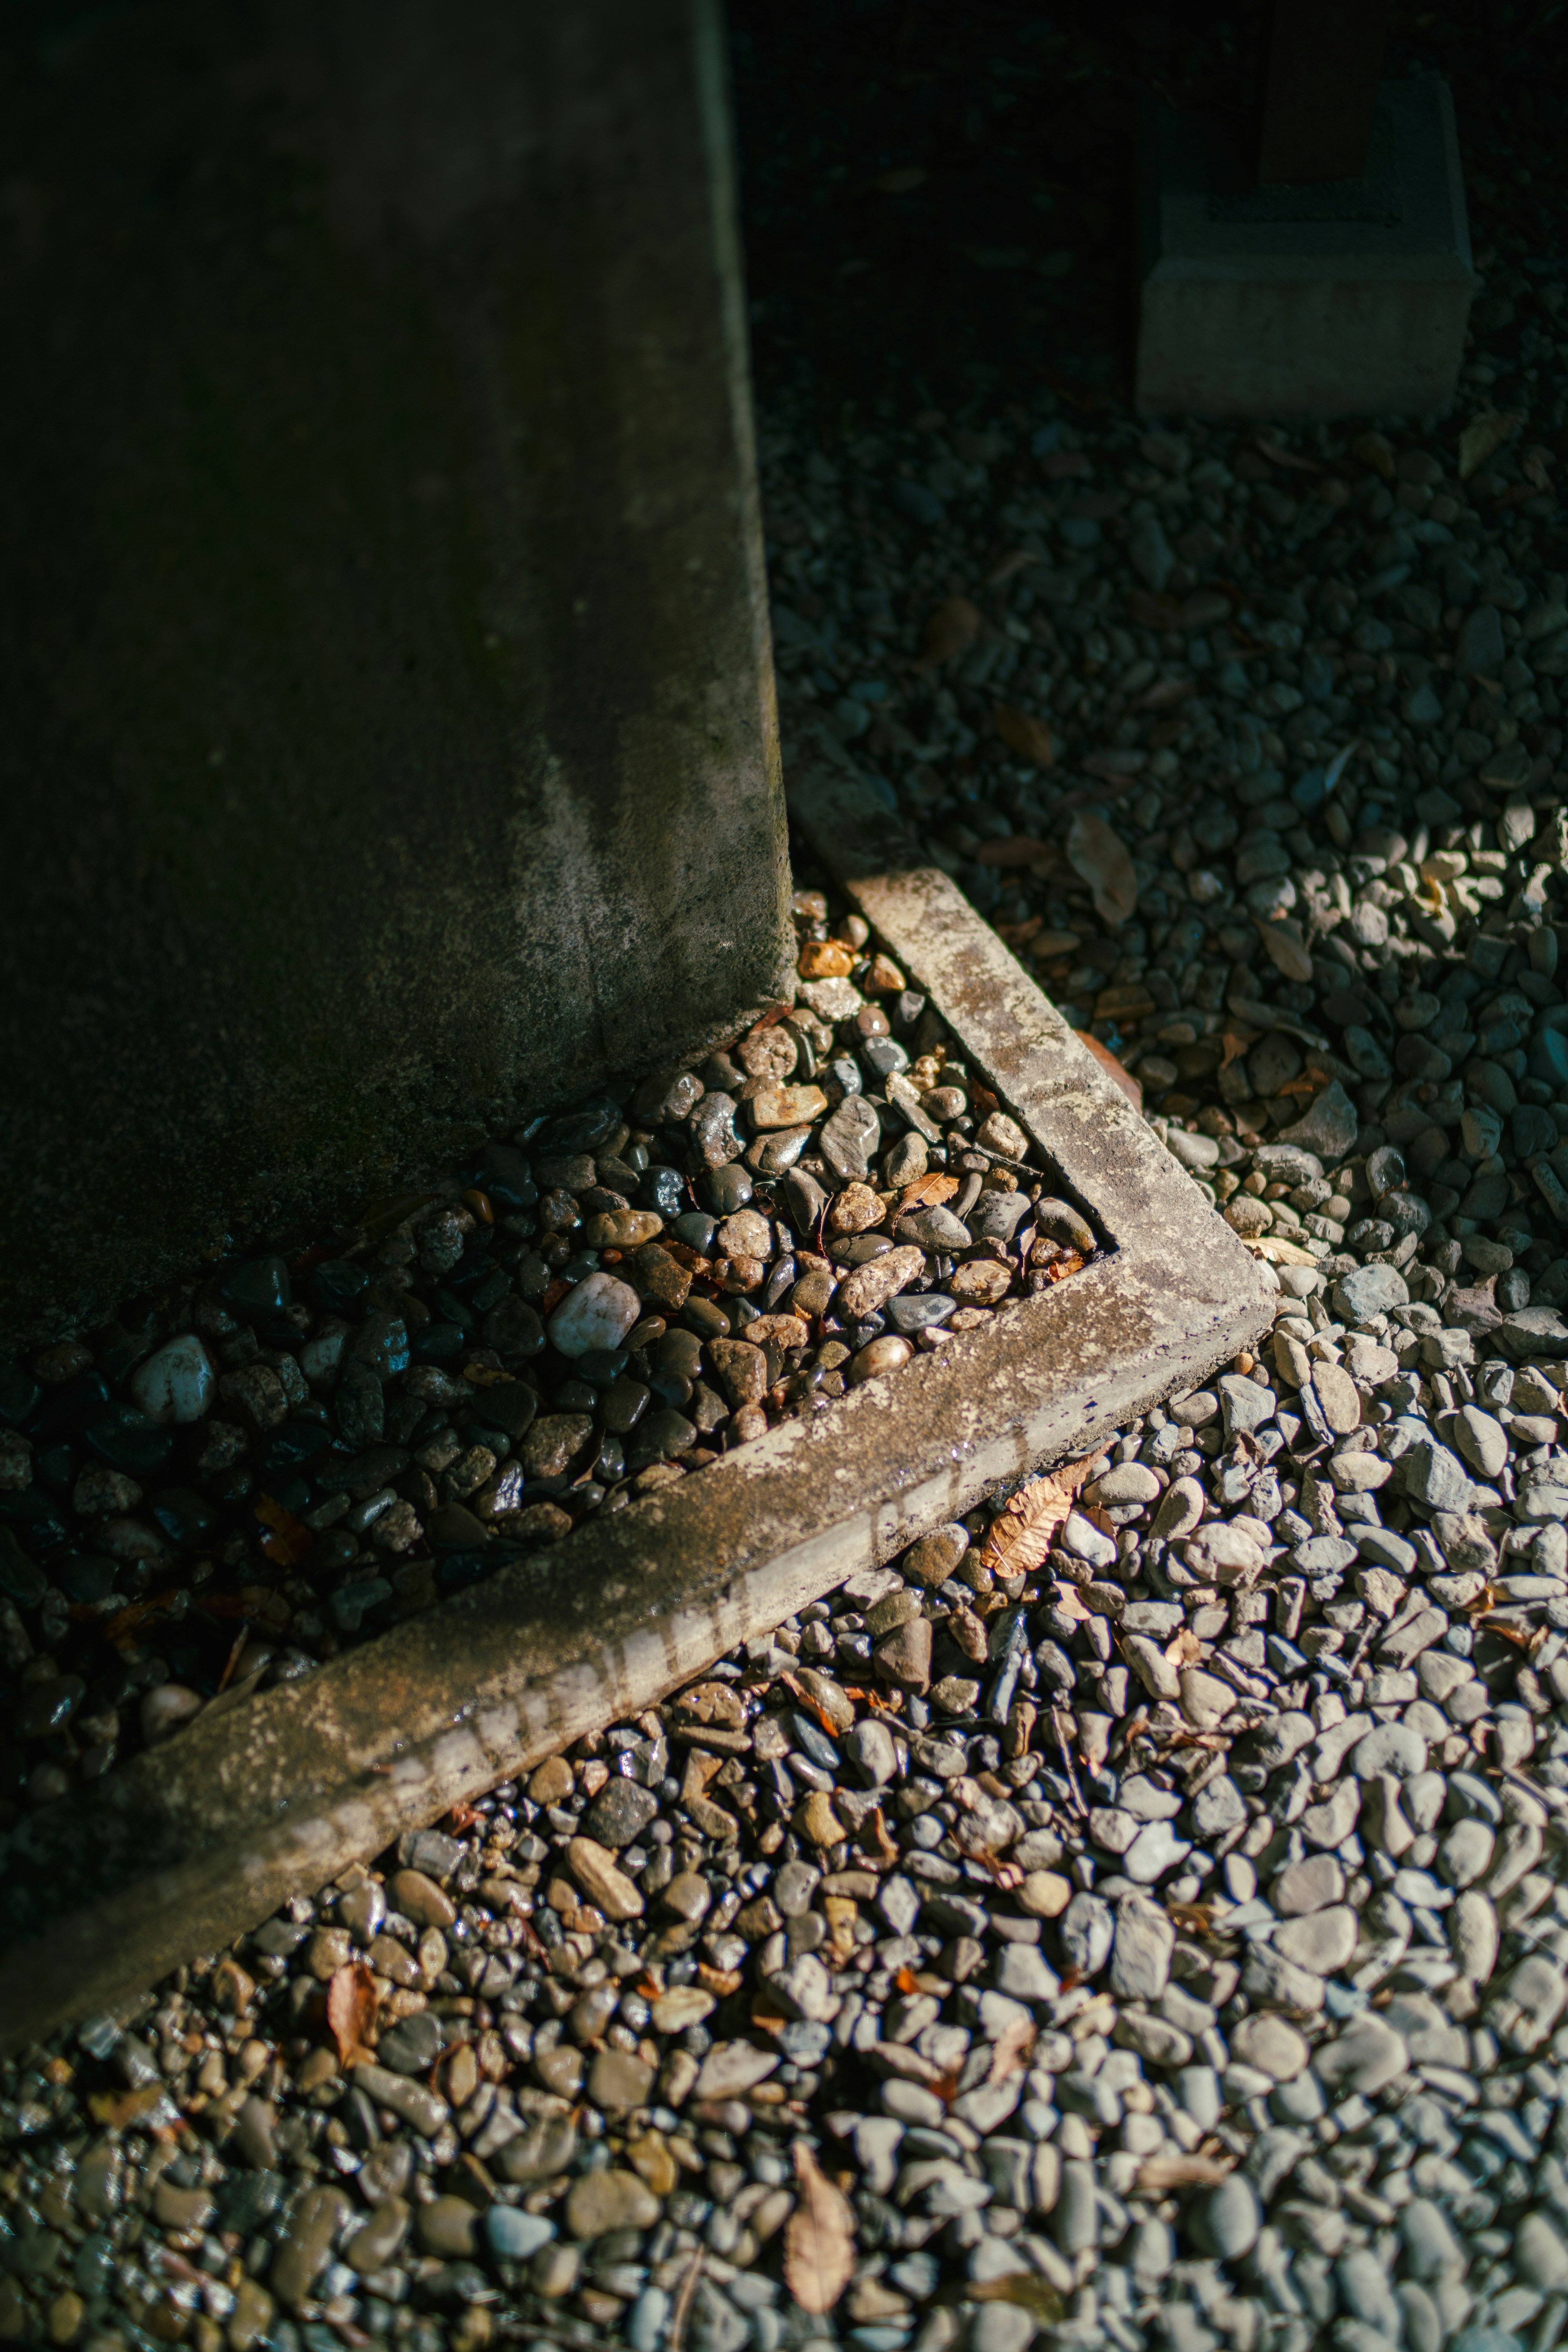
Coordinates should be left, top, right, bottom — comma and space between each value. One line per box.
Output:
1135, 78, 1475, 419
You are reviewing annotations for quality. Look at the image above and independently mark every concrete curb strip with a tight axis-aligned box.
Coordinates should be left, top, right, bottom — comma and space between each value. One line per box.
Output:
0, 772, 1270, 2051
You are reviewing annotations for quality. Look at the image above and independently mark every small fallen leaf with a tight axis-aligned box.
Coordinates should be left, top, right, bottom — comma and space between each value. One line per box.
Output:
254, 1493, 311, 1569
1459, 408, 1522, 480
1248, 1235, 1320, 1267
975, 831, 1055, 868
1136, 2152, 1235, 2192
1219, 1030, 1254, 1069
994, 706, 1056, 766
1066, 811, 1137, 927
326, 1962, 379, 2067
920, 596, 982, 666
1125, 588, 1187, 630
987, 548, 1040, 588
1254, 916, 1314, 984
978, 1456, 1096, 1580
1136, 675, 1196, 710
1164, 1626, 1202, 1668
1254, 434, 1323, 473
89, 2084, 174, 2129
987, 2013, 1038, 2086
898, 1172, 961, 1211
1049, 1579, 1093, 1625
1523, 444, 1554, 490
1350, 431, 1395, 480
995, 914, 1043, 947
969, 2275, 1066, 2322
1074, 1030, 1141, 1111
785, 2143, 856, 2315
354, 1189, 440, 1245
1045, 1251, 1085, 1282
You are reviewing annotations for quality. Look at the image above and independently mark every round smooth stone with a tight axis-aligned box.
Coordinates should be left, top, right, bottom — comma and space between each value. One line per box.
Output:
849, 1335, 913, 1384
885, 1293, 956, 1335
671, 1212, 717, 1251
705, 1165, 753, 1215
547, 1272, 641, 1359
127, 1334, 216, 1425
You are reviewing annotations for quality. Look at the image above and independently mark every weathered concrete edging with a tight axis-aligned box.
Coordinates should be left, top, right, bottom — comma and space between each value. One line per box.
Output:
0, 778, 1271, 2051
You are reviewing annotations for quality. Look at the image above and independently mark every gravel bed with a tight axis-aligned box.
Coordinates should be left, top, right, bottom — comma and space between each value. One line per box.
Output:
0, 888, 1098, 1798
10, 15, 1568, 2352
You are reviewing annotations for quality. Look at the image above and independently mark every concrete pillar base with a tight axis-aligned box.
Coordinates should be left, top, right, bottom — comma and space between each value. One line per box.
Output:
1134, 78, 1474, 420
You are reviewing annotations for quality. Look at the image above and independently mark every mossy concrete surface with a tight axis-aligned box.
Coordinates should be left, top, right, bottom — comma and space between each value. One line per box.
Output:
0, 0, 790, 1340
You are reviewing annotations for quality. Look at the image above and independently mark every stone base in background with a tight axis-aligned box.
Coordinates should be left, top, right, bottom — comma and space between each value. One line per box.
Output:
1135, 79, 1475, 419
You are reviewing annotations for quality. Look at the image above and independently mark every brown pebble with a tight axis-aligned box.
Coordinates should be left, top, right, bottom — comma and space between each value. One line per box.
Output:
388, 1868, 457, 1930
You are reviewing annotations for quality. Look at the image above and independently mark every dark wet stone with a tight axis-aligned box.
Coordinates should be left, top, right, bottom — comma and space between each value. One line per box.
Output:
689, 1092, 746, 1167
540, 1097, 623, 1153
576, 1348, 630, 1385
672, 1212, 718, 1250
53, 1551, 118, 1604
149, 1486, 219, 1548
600, 1377, 650, 1434
216, 2172, 288, 2233
582, 1777, 659, 1847
29, 1371, 112, 1442
478, 1142, 538, 1209
82, 1402, 175, 1478
0, 1364, 40, 1426
219, 1254, 293, 1321
413, 1321, 466, 1363
885, 1292, 956, 1334
484, 1295, 546, 1357
706, 1164, 754, 1215
0, 1529, 47, 1606
310, 1259, 370, 1316
348, 1312, 410, 1380
861, 1036, 909, 1080
628, 1408, 696, 1466
317, 1446, 412, 1497
13, 1673, 84, 1738
642, 1165, 686, 1218
258, 1415, 335, 1477
378, 2011, 445, 2074
467, 1383, 540, 1442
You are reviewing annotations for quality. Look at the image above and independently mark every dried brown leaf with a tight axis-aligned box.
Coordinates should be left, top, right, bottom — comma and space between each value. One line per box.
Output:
1135, 2152, 1234, 2192
987, 2013, 1037, 2087
1066, 812, 1137, 928
993, 706, 1056, 766
1254, 434, 1323, 473
1254, 916, 1314, 984
1073, 1031, 1141, 1112
970, 2275, 1066, 2321
921, 597, 982, 666
974, 831, 1054, 868
899, 1172, 961, 1212
326, 1962, 379, 2067
977, 1457, 1095, 1580
1458, 408, 1522, 480
1164, 1626, 1202, 1668
785, 2143, 856, 2315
